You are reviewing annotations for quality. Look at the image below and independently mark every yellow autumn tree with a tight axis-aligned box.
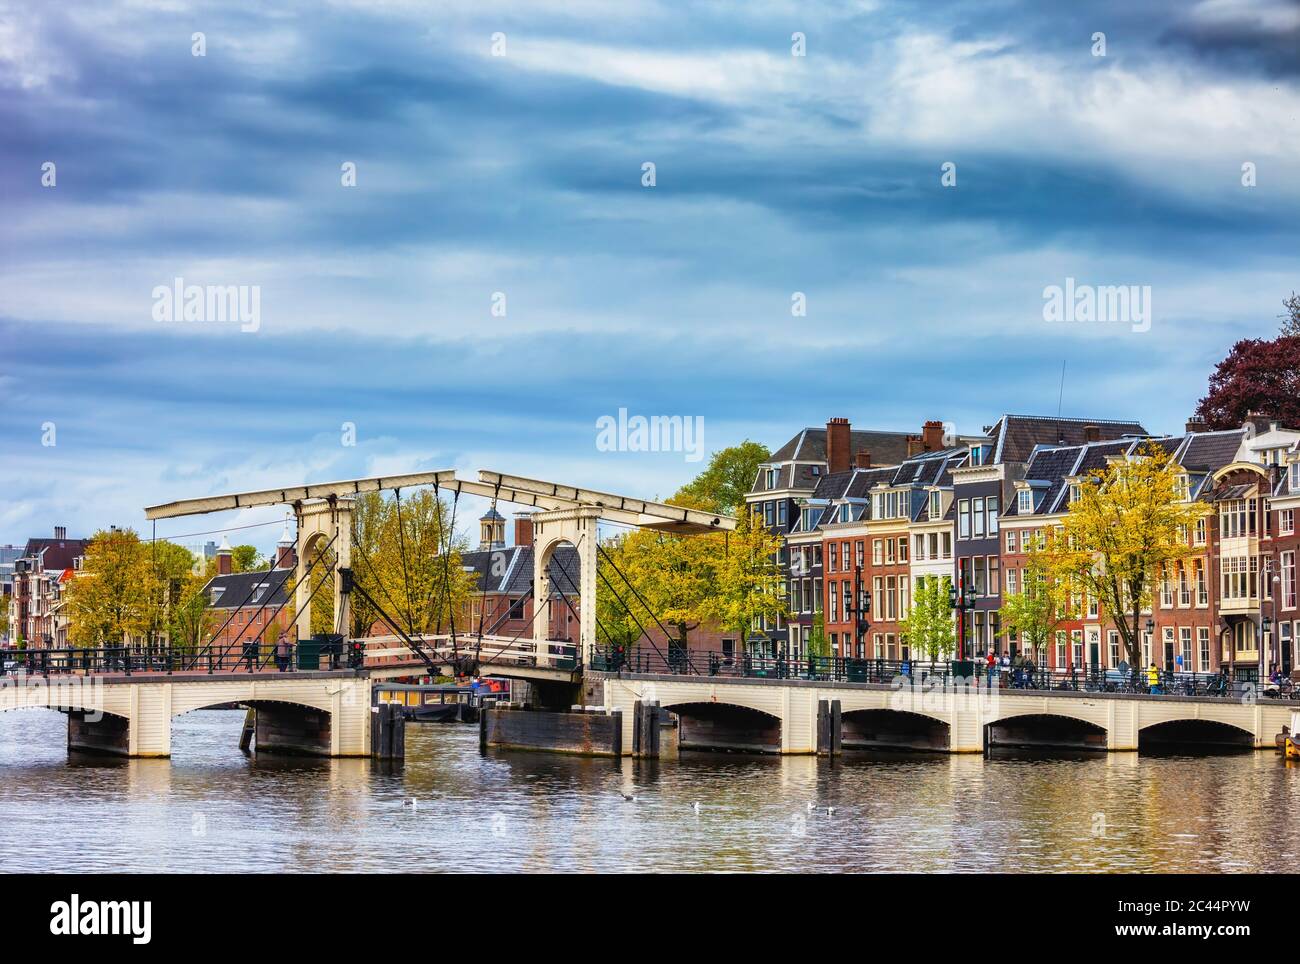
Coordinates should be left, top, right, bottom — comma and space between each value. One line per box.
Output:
1038, 441, 1209, 666
65, 529, 155, 647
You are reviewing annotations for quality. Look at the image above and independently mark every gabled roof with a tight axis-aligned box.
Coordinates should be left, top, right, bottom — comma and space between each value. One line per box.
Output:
203, 568, 291, 610
768, 427, 914, 465
460, 545, 581, 598
20, 537, 89, 572
985, 415, 1148, 465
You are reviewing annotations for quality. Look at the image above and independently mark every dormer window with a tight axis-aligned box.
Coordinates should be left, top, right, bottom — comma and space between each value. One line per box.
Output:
211, 587, 225, 605
969, 445, 986, 466
1291, 462, 1300, 492
928, 491, 941, 520
1068, 483, 1080, 504
766, 467, 779, 489
1017, 489, 1033, 514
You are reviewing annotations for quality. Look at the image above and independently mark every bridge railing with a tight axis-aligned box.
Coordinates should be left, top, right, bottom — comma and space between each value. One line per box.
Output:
362, 634, 582, 673
0, 641, 359, 677
590, 646, 1279, 700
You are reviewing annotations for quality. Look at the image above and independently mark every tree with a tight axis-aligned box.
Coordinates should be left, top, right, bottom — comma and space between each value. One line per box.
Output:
1195, 336, 1300, 429
700, 506, 789, 643
168, 572, 213, 653
901, 574, 955, 663
231, 545, 268, 573
345, 490, 474, 638
673, 441, 772, 514
1037, 442, 1209, 667
998, 554, 1076, 664
64, 529, 155, 646
0, 604, 9, 641
1281, 291, 1300, 337
805, 609, 829, 659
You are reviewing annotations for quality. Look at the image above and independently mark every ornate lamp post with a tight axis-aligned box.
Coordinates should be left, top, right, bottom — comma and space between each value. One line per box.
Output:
949, 578, 978, 663
850, 566, 871, 660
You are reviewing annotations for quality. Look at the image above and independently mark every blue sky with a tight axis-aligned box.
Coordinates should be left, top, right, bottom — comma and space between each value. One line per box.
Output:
1, 0, 1298, 552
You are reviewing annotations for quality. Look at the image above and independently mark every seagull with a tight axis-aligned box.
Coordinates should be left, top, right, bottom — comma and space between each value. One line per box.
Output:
692, 801, 701, 813
618, 791, 638, 802
826, 806, 836, 816
806, 802, 814, 813
403, 799, 418, 809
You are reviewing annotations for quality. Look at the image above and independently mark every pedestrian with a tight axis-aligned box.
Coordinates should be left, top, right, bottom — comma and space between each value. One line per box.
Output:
986, 649, 997, 686
1147, 662, 1161, 694
276, 631, 290, 672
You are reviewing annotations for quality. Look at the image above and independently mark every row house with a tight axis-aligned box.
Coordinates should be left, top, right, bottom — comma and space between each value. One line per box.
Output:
951, 415, 1148, 659
747, 417, 927, 654
5, 527, 89, 649
1000, 417, 1300, 679
201, 533, 297, 661
1269, 439, 1300, 676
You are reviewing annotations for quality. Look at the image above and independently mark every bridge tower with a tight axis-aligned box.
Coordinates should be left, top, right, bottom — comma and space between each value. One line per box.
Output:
294, 498, 353, 642
532, 506, 600, 667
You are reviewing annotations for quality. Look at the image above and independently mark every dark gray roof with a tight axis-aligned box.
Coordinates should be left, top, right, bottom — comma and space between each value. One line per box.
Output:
1175, 429, 1245, 473
203, 568, 291, 609
460, 545, 580, 598
986, 414, 1148, 465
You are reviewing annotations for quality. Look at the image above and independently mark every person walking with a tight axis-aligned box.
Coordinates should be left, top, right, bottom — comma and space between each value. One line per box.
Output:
1147, 662, 1161, 694
276, 630, 291, 672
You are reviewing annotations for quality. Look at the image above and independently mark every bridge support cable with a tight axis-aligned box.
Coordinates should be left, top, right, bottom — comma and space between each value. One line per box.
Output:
429, 480, 463, 661
351, 540, 416, 638
348, 579, 440, 675
596, 543, 677, 668
473, 481, 503, 663
254, 550, 341, 671
392, 486, 420, 641
549, 553, 615, 646
190, 531, 339, 672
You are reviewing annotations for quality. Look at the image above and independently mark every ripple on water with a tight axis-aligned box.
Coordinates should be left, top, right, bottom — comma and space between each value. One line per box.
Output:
0, 710, 1294, 872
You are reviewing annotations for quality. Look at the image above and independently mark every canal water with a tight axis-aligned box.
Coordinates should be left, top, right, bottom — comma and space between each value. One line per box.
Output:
1, 709, 1298, 873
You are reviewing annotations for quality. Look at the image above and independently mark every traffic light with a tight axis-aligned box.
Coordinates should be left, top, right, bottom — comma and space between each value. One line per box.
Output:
347, 639, 365, 669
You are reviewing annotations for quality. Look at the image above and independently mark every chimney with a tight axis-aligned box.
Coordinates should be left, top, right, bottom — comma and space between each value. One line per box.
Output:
274, 519, 295, 570
1084, 424, 1101, 443
514, 511, 535, 548
54, 526, 66, 541
826, 417, 851, 474
922, 420, 946, 452
854, 450, 872, 469
217, 535, 233, 576
906, 436, 924, 458
1185, 416, 1207, 434
1246, 411, 1274, 436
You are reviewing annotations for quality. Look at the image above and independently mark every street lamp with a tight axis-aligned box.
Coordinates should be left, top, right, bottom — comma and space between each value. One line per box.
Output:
850, 566, 871, 660
949, 579, 978, 663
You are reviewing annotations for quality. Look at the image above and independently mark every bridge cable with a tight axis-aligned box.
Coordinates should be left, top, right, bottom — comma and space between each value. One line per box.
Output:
192, 531, 338, 671
597, 542, 676, 667
473, 481, 503, 665
254, 549, 341, 672
392, 487, 420, 637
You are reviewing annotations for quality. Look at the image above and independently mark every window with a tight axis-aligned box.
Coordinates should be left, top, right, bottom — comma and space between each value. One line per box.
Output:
766, 467, 779, 489
958, 500, 971, 539
988, 504, 998, 535
1017, 489, 1033, 514
973, 498, 985, 538
1006, 530, 1016, 553
929, 491, 942, 520
898, 537, 909, 563
855, 540, 864, 569
1108, 630, 1120, 667
941, 531, 952, 559
829, 581, 838, 621
1284, 551, 1297, 610
1198, 627, 1210, 672
1179, 627, 1192, 671
885, 539, 895, 565
1178, 564, 1190, 607
1282, 509, 1295, 535
989, 556, 1000, 595
1006, 567, 1018, 596
841, 542, 850, 571
1221, 555, 1259, 603
765, 501, 775, 526
872, 539, 883, 565
1194, 518, 1206, 546
1219, 498, 1255, 539
915, 534, 926, 560
828, 545, 837, 573
842, 580, 852, 622
777, 501, 787, 527
1195, 560, 1208, 606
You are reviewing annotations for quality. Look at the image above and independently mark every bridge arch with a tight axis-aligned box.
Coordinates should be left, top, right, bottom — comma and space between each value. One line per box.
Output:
985, 712, 1108, 752
663, 700, 782, 754
842, 708, 950, 752
1138, 718, 1253, 753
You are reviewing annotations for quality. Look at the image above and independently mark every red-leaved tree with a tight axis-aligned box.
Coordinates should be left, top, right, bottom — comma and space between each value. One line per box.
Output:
1195, 336, 1300, 430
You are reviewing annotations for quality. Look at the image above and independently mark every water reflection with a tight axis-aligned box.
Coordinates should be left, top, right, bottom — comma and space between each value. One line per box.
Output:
0, 709, 1296, 872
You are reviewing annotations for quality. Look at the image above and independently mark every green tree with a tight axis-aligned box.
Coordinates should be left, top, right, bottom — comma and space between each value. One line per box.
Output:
1038, 441, 1209, 666
65, 529, 154, 646
673, 441, 772, 514
805, 608, 829, 658
998, 555, 1075, 664
701, 506, 789, 643
901, 575, 955, 663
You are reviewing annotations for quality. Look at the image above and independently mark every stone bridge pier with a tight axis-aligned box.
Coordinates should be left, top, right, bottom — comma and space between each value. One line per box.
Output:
0, 673, 373, 758
598, 673, 1295, 756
